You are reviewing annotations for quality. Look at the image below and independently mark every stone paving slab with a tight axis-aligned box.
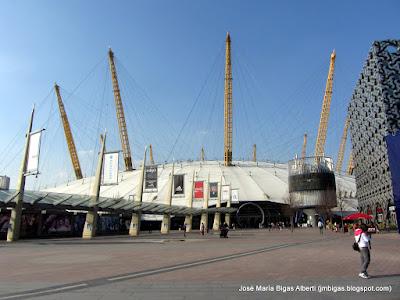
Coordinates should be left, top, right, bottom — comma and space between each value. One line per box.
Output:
0, 229, 398, 299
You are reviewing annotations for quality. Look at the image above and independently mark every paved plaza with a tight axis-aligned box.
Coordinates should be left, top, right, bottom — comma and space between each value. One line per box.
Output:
0, 228, 399, 300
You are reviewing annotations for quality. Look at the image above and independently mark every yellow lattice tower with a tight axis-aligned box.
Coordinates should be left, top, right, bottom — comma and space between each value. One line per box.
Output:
149, 144, 154, 165
200, 147, 205, 162
301, 133, 307, 159
314, 50, 336, 158
336, 117, 350, 173
224, 33, 233, 166
347, 151, 354, 175
54, 84, 83, 179
108, 48, 133, 171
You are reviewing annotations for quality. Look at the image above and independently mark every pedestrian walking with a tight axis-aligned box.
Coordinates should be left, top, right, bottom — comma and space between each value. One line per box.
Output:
182, 223, 187, 238
355, 223, 372, 279
318, 219, 324, 235
200, 222, 205, 236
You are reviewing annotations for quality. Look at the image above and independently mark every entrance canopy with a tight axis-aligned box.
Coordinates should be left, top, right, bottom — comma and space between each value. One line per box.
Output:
0, 189, 236, 216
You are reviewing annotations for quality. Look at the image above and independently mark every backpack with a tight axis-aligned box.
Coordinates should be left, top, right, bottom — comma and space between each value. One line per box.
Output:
352, 234, 362, 252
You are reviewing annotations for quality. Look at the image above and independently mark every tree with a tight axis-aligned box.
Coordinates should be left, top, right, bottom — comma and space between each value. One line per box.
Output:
336, 187, 345, 233
283, 192, 296, 232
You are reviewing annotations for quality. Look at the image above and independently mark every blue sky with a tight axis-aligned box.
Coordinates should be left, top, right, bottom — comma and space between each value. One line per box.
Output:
0, 1, 399, 187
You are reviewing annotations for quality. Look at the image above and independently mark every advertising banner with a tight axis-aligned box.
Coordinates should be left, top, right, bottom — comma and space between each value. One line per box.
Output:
231, 189, 239, 203
145, 165, 158, 190
102, 152, 119, 185
221, 185, 230, 202
194, 181, 204, 199
26, 131, 42, 175
209, 182, 218, 198
385, 132, 400, 233
174, 174, 185, 195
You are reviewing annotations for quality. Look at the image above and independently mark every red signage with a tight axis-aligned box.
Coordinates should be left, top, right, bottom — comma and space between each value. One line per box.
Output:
194, 181, 204, 198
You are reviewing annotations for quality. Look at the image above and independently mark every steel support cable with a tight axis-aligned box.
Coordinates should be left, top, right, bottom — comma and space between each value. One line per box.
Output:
234, 50, 271, 157
166, 43, 225, 161
176, 66, 212, 159
233, 66, 247, 159
260, 66, 327, 157
254, 59, 328, 136
0, 87, 53, 168
118, 72, 149, 151
201, 66, 224, 159
85, 72, 107, 195
115, 60, 182, 162
121, 81, 169, 162
187, 47, 225, 160
35, 121, 63, 188
233, 53, 259, 159
194, 60, 223, 160
62, 55, 107, 103
115, 58, 177, 132
263, 69, 325, 147
183, 56, 222, 159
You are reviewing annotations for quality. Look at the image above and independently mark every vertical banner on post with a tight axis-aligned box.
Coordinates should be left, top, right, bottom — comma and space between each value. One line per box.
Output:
221, 185, 230, 203
102, 152, 119, 185
144, 165, 158, 191
209, 182, 218, 198
194, 181, 204, 199
26, 131, 43, 175
174, 174, 185, 195
231, 189, 239, 203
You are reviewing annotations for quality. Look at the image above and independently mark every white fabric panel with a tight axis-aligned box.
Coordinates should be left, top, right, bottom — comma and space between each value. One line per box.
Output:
26, 131, 42, 175
102, 152, 119, 185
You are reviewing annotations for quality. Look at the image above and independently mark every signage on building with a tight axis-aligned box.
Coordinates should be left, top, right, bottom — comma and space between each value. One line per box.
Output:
221, 185, 230, 202
144, 165, 158, 190
102, 152, 119, 185
194, 181, 204, 199
209, 182, 218, 198
231, 189, 239, 203
26, 130, 43, 175
174, 174, 185, 195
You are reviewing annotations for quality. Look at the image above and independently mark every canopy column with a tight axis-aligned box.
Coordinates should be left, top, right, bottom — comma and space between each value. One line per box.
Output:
200, 174, 210, 232
213, 176, 223, 231
224, 185, 232, 226
82, 133, 106, 239
129, 147, 147, 237
184, 171, 195, 232
161, 163, 174, 234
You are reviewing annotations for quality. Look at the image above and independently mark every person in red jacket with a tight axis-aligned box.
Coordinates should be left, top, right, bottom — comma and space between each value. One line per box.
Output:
354, 223, 371, 279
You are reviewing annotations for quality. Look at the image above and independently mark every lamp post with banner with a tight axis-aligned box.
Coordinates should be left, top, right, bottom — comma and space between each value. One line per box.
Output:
7, 106, 44, 242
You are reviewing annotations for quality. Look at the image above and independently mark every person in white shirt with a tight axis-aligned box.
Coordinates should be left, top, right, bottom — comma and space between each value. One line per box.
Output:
318, 220, 324, 235
354, 223, 371, 279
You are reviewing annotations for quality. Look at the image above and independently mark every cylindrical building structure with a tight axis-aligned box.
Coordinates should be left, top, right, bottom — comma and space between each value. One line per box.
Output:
288, 157, 337, 225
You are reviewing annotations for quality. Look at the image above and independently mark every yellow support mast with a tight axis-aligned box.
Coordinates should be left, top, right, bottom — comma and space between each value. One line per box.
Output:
314, 50, 336, 157
301, 133, 307, 159
54, 84, 83, 180
200, 147, 205, 162
252, 144, 257, 162
347, 151, 354, 175
336, 117, 350, 173
149, 144, 155, 165
108, 48, 133, 171
224, 33, 233, 166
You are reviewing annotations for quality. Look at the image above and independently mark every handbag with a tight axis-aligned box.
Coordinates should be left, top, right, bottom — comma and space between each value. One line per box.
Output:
352, 234, 362, 252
